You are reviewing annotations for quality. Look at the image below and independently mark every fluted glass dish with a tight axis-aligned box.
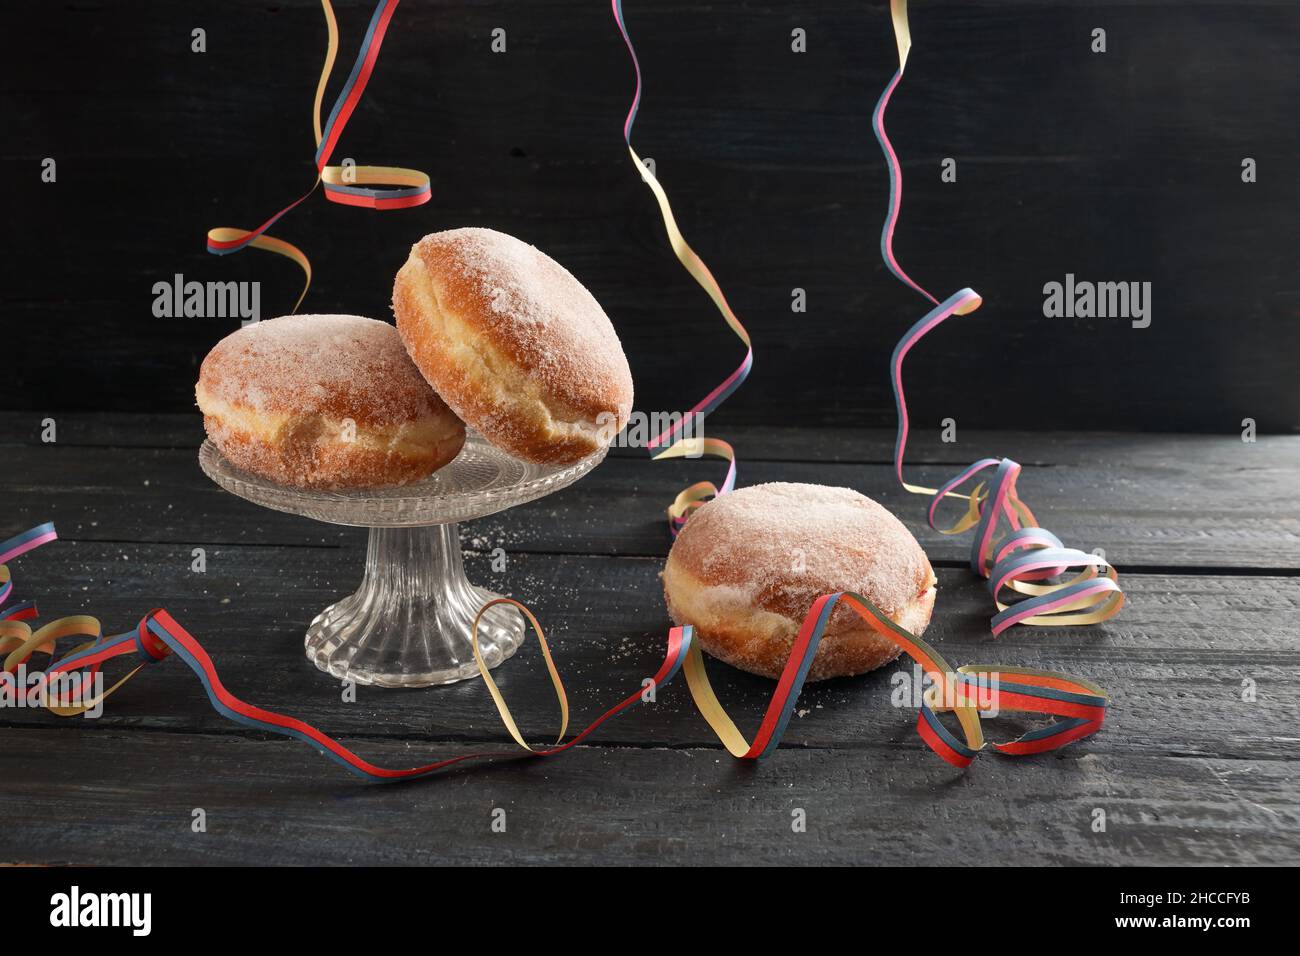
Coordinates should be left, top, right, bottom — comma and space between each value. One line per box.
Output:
199, 432, 607, 687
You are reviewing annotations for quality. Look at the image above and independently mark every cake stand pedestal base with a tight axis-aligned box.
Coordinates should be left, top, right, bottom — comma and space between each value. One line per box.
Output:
304, 524, 524, 688
200, 432, 606, 691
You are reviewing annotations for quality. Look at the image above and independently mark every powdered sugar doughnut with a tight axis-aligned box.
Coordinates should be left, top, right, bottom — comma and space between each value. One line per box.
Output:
392, 227, 633, 465
663, 483, 937, 681
196, 314, 466, 489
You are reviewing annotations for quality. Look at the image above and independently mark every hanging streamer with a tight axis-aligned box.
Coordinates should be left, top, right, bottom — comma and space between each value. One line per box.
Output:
874, 0, 1125, 633
611, 0, 751, 533
205, 0, 430, 312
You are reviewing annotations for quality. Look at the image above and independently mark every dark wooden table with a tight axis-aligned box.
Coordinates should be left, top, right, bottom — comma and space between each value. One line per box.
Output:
3, 413, 1298, 865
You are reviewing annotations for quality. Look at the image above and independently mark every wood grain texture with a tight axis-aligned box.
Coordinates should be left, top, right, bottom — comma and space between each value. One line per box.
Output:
3, 729, 1296, 866
4, 2, 1300, 429
3, 542, 1297, 761
1, 418, 1297, 865
3, 415, 1298, 569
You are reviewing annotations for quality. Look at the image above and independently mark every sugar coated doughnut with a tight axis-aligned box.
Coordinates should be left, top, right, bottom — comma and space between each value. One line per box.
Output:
663, 483, 937, 681
392, 227, 633, 465
196, 314, 466, 489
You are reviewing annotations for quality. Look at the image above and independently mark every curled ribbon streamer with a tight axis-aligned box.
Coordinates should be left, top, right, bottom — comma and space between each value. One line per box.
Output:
680, 591, 1108, 768
468, 591, 1108, 770
0, 526, 141, 716
875, 0, 1124, 634
651, 437, 737, 534
2, 527, 1105, 775
206, 0, 431, 312
1, 527, 693, 781
612, 0, 752, 534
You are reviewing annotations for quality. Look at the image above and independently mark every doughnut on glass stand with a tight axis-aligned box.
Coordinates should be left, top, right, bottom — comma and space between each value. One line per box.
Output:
199, 432, 607, 688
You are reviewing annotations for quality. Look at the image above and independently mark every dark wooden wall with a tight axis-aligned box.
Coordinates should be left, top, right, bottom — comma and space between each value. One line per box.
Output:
6, 1, 1298, 431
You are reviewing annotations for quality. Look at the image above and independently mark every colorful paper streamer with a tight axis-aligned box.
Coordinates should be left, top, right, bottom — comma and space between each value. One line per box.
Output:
1, 528, 1105, 775
875, 0, 1125, 633
611, 0, 751, 533
206, 0, 430, 312
0, 529, 694, 780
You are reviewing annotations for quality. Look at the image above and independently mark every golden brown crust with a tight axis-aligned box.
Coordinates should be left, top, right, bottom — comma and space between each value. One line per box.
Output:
393, 228, 633, 465
199, 412, 465, 490
665, 569, 934, 681
662, 482, 937, 681
196, 314, 466, 489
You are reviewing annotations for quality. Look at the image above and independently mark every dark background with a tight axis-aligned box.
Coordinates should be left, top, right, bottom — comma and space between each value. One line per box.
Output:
6, 0, 1298, 431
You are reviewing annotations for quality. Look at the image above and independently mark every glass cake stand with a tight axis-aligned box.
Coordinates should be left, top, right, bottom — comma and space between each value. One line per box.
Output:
199, 433, 607, 688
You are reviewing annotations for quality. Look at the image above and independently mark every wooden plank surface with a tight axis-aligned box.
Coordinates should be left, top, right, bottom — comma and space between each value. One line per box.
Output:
4, 544, 1299, 760
2, 415, 1299, 865
3, 415, 1299, 569
5, 730, 1295, 866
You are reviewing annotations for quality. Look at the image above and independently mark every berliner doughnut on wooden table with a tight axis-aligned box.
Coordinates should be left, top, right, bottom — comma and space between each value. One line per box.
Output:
393, 227, 634, 465
663, 482, 937, 681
